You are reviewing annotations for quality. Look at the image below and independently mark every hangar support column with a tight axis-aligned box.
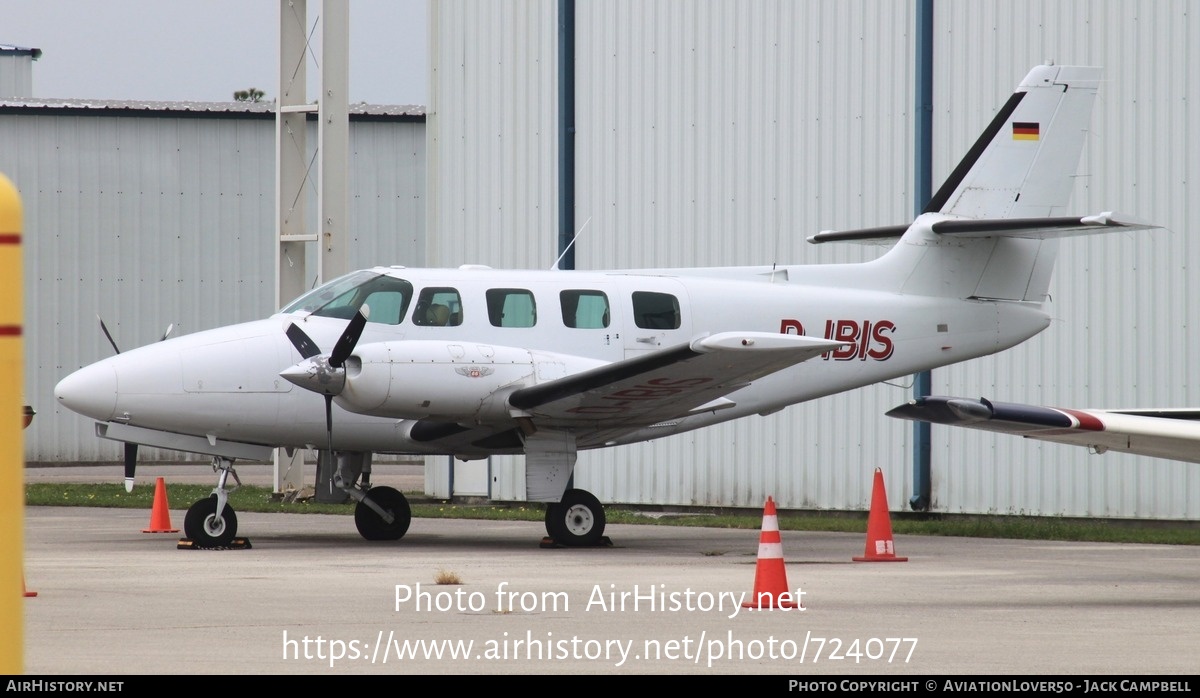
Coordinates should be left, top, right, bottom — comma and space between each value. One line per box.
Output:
274, 0, 350, 495
910, 0, 934, 512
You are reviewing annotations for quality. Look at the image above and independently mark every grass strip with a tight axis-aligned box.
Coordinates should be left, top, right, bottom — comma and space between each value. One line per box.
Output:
26, 482, 1200, 545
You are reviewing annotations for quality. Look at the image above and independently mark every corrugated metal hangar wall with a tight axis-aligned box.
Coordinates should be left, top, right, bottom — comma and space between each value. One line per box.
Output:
428, 1, 1199, 519
2, 102, 425, 463
6, 2, 1196, 521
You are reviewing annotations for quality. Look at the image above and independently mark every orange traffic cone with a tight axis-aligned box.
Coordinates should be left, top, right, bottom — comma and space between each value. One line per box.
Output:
853, 468, 907, 562
143, 477, 179, 533
23, 575, 36, 598
742, 497, 802, 609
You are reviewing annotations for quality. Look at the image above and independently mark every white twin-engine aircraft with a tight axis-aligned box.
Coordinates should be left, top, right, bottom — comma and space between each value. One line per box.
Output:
55, 64, 1157, 547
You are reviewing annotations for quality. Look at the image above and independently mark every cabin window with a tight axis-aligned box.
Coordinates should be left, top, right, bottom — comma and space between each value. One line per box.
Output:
560, 290, 610, 328
486, 289, 537, 327
412, 287, 463, 326
632, 291, 680, 329
281, 271, 413, 326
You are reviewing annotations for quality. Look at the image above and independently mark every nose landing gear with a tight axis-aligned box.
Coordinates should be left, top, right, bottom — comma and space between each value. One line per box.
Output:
183, 457, 245, 548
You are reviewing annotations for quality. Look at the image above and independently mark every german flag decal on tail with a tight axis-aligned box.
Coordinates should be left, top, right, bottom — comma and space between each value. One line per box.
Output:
1012, 121, 1040, 140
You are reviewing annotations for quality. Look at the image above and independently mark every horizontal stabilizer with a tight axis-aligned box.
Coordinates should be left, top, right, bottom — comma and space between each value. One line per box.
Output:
809, 212, 1157, 246
807, 224, 908, 245
929, 212, 1158, 239
887, 396, 1200, 465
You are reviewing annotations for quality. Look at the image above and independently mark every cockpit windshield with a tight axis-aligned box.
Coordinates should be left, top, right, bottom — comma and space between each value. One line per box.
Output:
280, 270, 414, 325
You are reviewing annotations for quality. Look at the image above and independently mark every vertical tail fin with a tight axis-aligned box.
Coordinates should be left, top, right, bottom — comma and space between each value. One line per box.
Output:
925, 64, 1101, 218
809, 66, 1150, 304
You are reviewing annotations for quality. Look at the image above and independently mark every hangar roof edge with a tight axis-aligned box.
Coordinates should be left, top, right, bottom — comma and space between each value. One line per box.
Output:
0, 98, 425, 121
0, 44, 42, 59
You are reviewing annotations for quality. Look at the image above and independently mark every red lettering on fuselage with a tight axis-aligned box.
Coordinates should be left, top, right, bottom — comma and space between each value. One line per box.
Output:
866, 320, 896, 360
565, 376, 715, 415
830, 320, 861, 360
780, 319, 804, 335
778, 318, 896, 361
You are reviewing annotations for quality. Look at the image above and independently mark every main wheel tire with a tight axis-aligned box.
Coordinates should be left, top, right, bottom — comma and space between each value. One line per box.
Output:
546, 489, 606, 547
544, 503, 561, 537
184, 495, 238, 547
354, 486, 412, 541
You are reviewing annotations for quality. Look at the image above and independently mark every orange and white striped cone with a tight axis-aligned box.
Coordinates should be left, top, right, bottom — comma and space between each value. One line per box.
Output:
742, 496, 801, 609
853, 468, 907, 562
143, 477, 179, 533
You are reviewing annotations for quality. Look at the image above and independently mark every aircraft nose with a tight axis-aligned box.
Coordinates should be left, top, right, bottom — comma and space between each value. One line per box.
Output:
55, 361, 118, 421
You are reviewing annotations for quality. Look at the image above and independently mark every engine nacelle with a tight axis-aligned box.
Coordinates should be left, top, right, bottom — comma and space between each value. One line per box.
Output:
335, 340, 606, 421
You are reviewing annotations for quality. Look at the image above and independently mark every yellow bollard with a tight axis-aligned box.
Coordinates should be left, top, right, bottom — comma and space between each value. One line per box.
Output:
0, 172, 24, 673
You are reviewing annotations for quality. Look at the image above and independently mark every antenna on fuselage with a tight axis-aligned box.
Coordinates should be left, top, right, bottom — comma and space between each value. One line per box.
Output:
550, 216, 592, 270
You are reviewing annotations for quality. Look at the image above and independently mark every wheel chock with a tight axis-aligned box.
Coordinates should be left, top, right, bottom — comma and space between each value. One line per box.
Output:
177, 537, 253, 551
539, 536, 613, 549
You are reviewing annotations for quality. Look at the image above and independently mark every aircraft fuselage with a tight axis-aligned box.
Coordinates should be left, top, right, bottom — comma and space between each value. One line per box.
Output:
56, 264, 1049, 458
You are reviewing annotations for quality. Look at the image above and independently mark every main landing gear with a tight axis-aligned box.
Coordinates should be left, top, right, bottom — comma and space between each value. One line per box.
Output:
544, 488, 607, 547
330, 451, 413, 541
351, 485, 412, 541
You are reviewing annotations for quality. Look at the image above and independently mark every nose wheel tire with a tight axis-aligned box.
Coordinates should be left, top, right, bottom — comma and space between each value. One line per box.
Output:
545, 489, 606, 547
354, 486, 412, 541
184, 495, 238, 547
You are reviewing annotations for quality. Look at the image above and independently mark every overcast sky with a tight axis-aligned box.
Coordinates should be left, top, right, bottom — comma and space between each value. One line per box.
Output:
1, 0, 428, 105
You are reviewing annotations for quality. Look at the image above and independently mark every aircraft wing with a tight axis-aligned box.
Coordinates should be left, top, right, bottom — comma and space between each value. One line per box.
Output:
887, 396, 1200, 465
508, 332, 845, 430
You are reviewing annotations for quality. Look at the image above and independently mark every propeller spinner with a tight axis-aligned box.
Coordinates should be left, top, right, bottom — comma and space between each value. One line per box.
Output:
280, 308, 369, 458
280, 309, 368, 396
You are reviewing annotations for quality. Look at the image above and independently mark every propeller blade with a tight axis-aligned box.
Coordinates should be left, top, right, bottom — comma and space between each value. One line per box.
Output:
287, 309, 369, 470
123, 442, 137, 493
286, 322, 322, 359
98, 315, 121, 354
329, 309, 368, 368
